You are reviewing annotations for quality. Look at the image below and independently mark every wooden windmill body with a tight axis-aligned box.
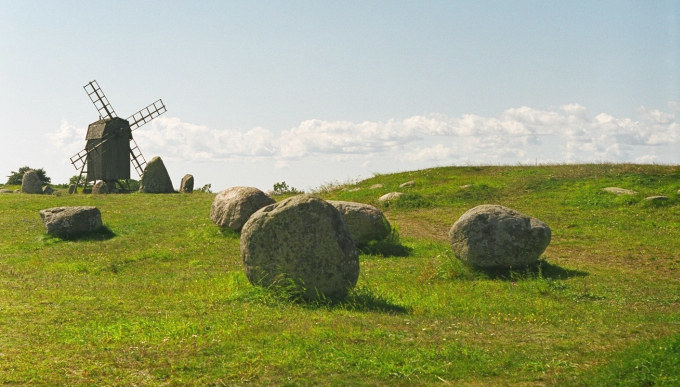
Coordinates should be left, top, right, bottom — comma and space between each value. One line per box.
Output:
70, 80, 166, 192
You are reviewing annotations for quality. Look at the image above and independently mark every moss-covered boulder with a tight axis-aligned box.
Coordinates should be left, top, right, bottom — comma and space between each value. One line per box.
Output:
240, 195, 359, 300
139, 157, 174, 193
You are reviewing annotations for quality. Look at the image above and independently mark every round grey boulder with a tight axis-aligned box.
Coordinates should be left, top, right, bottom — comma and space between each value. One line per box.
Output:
240, 194, 359, 300
21, 170, 43, 194
139, 156, 174, 193
210, 186, 275, 231
449, 205, 551, 268
327, 200, 391, 246
39, 206, 103, 238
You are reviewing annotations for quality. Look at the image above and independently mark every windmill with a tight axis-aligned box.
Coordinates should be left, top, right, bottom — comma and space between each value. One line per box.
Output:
70, 80, 166, 192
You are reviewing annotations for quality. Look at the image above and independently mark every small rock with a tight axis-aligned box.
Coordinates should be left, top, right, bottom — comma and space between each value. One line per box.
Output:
645, 195, 669, 202
449, 205, 551, 268
39, 206, 103, 238
328, 200, 391, 246
399, 180, 415, 188
139, 156, 175, 193
210, 186, 276, 232
460, 184, 472, 189
240, 195, 359, 300
92, 181, 109, 194
370, 184, 383, 189
378, 192, 404, 203
180, 174, 194, 193
0, 189, 14, 194
348, 187, 362, 192
21, 170, 43, 194
42, 186, 54, 195
603, 187, 637, 195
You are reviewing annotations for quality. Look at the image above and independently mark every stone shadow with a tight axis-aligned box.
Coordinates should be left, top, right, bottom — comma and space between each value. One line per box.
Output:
45, 225, 117, 242
301, 287, 411, 315
358, 239, 412, 258
475, 260, 589, 281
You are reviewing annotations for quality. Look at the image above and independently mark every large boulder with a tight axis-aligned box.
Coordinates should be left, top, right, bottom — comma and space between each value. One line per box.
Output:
21, 170, 43, 194
449, 205, 551, 268
139, 157, 174, 193
210, 186, 275, 231
180, 174, 194, 193
39, 206, 103, 238
240, 195, 359, 300
327, 200, 391, 246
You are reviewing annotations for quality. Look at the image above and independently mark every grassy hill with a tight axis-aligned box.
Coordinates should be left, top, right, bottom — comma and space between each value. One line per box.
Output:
1, 164, 678, 385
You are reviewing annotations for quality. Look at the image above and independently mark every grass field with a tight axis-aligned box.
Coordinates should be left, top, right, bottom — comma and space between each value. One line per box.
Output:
1, 164, 678, 385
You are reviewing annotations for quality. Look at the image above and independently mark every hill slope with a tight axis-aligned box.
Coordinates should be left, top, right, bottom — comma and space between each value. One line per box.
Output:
1, 164, 678, 385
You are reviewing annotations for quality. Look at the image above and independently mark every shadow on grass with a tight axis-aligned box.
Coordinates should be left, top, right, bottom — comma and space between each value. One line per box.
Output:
358, 239, 412, 257
217, 227, 240, 239
323, 286, 411, 315
476, 260, 588, 281
41, 225, 117, 242
237, 282, 410, 315
357, 229, 412, 258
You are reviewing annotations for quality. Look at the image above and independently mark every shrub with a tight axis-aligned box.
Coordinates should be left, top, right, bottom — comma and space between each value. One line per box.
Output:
6, 166, 51, 185
273, 181, 302, 195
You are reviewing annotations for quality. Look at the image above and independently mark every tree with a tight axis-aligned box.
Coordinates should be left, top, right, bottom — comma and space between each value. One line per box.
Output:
6, 166, 51, 185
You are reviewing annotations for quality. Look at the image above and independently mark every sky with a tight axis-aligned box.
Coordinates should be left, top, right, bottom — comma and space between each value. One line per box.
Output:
1, 1, 679, 192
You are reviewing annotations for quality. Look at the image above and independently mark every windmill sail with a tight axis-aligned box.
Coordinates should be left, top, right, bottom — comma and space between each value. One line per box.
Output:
83, 80, 117, 120
127, 99, 166, 131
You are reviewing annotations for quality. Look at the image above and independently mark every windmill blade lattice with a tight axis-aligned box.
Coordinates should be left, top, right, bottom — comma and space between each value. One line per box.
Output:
129, 138, 147, 177
83, 80, 117, 120
69, 137, 112, 171
127, 99, 166, 131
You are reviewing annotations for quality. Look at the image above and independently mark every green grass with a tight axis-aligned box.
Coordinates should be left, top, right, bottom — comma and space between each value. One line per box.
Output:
1, 163, 679, 385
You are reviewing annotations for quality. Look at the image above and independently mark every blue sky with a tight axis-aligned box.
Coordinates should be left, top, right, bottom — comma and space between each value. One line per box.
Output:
1, 1, 678, 191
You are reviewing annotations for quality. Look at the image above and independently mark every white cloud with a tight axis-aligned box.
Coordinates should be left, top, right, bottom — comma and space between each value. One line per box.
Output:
47, 119, 86, 151
406, 144, 453, 161
48, 103, 679, 169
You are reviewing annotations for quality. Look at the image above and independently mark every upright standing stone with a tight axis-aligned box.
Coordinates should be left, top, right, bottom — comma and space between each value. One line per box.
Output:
68, 184, 76, 194
240, 195, 359, 300
92, 181, 109, 194
21, 170, 43, 194
180, 174, 194, 193
139, 156, 174, 193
